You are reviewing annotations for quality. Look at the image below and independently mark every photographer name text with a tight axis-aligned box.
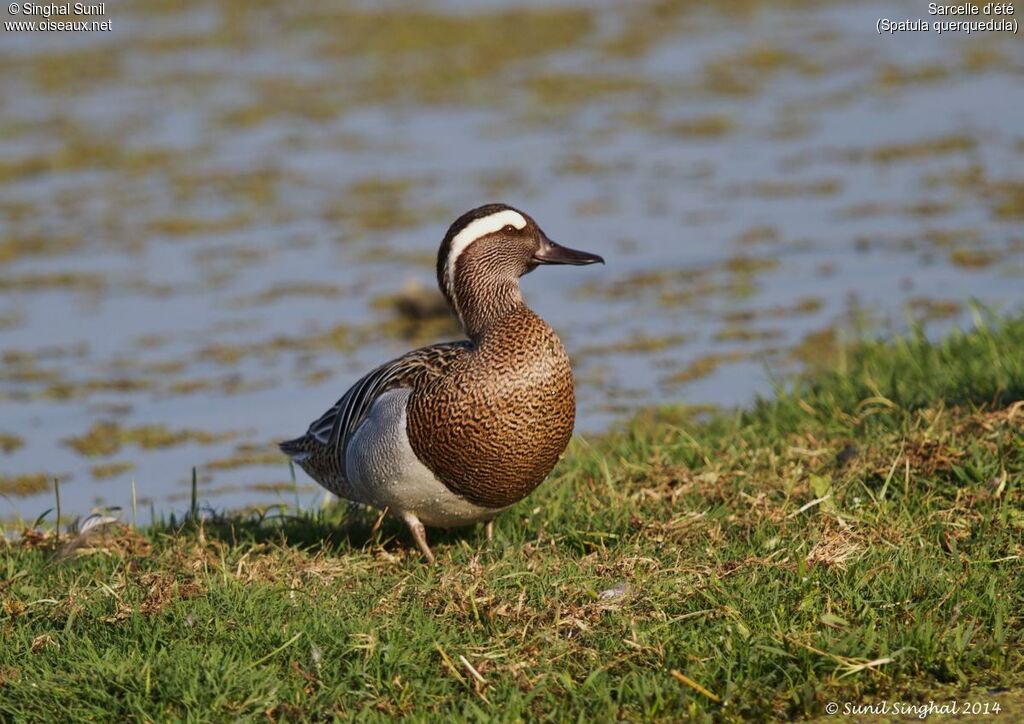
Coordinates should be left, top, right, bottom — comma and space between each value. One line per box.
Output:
10, 3, 104, 16
5, 3, 110, 32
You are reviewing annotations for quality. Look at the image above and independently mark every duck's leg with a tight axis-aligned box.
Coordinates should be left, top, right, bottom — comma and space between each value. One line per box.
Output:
402, 512, 434, 563
484, 520, 494, 543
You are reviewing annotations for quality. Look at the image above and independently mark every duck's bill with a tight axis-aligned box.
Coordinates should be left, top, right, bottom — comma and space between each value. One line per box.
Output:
533, 238, 605, 266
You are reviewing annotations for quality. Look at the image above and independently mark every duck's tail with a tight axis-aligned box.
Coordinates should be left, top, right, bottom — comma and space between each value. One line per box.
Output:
279, 436, 309, 462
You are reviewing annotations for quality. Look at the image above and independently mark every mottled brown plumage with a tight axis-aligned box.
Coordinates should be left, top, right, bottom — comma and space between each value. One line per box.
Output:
280, 203, 603, 560
408, 306, 575, 508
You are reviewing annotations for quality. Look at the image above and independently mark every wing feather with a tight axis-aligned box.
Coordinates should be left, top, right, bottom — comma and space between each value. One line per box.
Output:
289, 341, 470, 471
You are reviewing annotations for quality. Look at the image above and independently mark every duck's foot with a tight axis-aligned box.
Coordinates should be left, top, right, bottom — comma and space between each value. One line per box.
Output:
402, 513, 434, 563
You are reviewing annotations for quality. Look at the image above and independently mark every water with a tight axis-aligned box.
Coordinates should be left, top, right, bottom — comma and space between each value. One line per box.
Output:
1, 0, 1021, 522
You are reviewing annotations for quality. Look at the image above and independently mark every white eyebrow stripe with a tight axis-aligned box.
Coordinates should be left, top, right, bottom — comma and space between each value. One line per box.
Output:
445, 209, 527, 318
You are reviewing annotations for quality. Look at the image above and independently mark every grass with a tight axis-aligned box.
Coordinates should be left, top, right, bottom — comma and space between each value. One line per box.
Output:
2, 313, 1023, 721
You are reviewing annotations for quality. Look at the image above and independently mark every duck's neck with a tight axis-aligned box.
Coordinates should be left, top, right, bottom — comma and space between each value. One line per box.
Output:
454, 278, 526, 342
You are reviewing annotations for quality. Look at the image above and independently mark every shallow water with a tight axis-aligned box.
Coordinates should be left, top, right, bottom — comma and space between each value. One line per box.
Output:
1, 0, 1022, 522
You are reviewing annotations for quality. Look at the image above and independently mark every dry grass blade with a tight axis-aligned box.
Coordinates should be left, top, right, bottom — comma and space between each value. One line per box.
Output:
787, 494, 831, 519
670, 670, 721, 703
434, 644, 466, 685
459, 654, 487, 685
836, 656, 895, 679
784, 635, 901, 679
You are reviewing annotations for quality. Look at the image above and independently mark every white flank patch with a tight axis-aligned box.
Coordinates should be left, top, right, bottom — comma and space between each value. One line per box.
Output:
445, 209, 527, 315
345, 389, 506, 527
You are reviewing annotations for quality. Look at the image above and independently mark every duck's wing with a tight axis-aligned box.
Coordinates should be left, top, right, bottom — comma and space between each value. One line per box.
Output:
279, 341, 471, 470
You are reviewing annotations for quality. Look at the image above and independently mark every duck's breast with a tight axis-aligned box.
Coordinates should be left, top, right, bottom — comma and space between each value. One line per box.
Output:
407, 311, 575, 508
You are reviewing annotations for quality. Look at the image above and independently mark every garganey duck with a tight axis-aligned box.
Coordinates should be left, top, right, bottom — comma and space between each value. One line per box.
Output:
280, 204, 604, 561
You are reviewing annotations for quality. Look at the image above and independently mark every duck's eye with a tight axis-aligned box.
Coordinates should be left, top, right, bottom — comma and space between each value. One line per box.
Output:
503, 224, 515, 233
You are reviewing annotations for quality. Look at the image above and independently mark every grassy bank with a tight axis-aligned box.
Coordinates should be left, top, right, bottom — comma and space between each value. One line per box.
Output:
2, 314, 1023, 721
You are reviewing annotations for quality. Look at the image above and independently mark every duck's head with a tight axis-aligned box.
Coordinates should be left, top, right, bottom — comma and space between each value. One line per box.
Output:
436, 203, 603, 334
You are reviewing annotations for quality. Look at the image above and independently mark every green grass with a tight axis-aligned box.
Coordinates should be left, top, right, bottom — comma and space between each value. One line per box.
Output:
2, 313, 1023, 721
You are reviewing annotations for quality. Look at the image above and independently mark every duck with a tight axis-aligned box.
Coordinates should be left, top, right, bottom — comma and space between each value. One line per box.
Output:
280, 203, 604, 561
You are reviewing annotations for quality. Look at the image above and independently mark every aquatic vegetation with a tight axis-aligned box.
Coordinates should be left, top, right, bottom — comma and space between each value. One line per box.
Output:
553, 154, 633, 177
322, 177, 450, 237
665, 350, 752, 385
787, 327, 841, 370
0, 433, 25, 454
714, 326, 783, 342
733, 225, 781, 246
148, 214, 253, 238
0, 234, 82, 265
876, 62, 950, 87
724, 254, 780, 275
0, 273, 106, 293
907, 297, 962, 321
701, 44, 822, 96
372, 281, 451, 323
0, 132, 169, 183
960, 44, 1009, 73
576, 267, 701, 301
301, 369, 334, 386
197, 323, 361, 366
166, 167, 285, 209
90, 462, 135, 480
526, 73, 648, 109
370, 282, 458, 344
310, 7, 595, 106
665, 114, 737, 138
600, 0, 699, 58
0, 473, 53, 497
230, 282, 350, 308
218, 79, 344, 127
904, 199, 956, 217
246, 480, 317, 494
44, 377, 154, 401
722, 297, 824, 323
28, 46, 121, 93
573, 197, 617, 217
577, 333, 689, 358
949, 248, 1001, 269
476, 168, 529, 197
203, 442, 286, 472
991, 181, 1024, 220
132, 335, 168, 350
0, 311, 24, 331
356, 246, 436, 267
745, 178, 842, 197
922, 166, 1024, 221
0, 356, 62, 387
860, 135, 977, 164
63, 422, 237, 458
